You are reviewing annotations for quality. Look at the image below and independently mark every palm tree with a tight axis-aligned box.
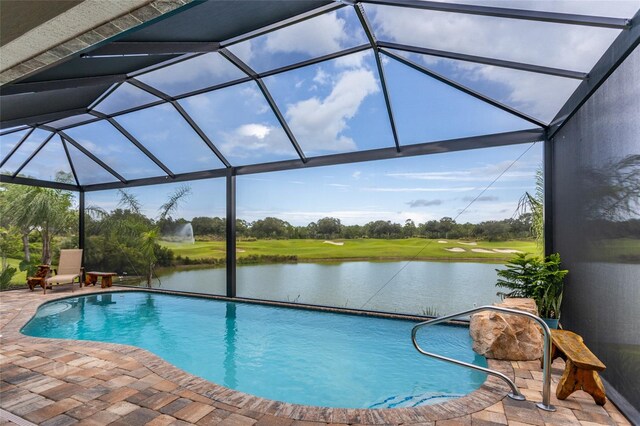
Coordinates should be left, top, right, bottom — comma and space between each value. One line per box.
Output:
0, 184, 75, 265
104, 185, 191, 287
516, 166, 544, 253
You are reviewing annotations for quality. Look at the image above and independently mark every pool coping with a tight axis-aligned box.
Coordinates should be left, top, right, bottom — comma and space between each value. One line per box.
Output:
4, 286, 514, 424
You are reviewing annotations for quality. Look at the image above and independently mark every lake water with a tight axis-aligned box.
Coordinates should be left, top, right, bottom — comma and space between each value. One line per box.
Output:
137, 261, 503, 316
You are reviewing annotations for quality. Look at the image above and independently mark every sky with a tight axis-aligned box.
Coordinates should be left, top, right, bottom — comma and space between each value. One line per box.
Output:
3, 1, 638, 223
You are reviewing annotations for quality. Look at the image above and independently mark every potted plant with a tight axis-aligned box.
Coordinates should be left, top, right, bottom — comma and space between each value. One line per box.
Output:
495, 252, 568, 329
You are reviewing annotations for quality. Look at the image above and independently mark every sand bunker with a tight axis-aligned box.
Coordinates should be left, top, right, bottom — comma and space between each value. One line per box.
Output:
493, 249, 523, 253
236, 249, 246, 253
323, 241, 345, 246
438, 240, 448, 243
445, 247, 466, 252
459, 241, 478, 246
472, 248, 494, 253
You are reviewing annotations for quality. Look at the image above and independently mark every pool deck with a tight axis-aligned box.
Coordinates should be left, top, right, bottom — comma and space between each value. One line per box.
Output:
0, 286, 631, 426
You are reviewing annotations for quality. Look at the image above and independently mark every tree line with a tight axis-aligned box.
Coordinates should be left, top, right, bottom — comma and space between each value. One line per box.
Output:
164, 214, 536, 242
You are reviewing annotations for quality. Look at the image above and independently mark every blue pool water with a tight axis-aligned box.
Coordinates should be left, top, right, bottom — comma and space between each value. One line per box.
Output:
22, 291, 487, 409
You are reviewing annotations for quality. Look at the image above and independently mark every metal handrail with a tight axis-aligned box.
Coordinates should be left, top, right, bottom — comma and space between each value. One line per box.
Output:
411, 305, 556, 412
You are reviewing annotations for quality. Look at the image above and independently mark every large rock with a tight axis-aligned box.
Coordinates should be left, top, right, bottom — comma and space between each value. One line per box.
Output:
469, 298, 543, 361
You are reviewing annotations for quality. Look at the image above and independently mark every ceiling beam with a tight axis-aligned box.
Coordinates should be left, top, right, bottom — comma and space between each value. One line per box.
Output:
360, 0, 631, 29
88, 110, 176, 178
377, 41, 588, 80
548, 9, 640, 138
219, 48, 307, 163
1, 74, 125, 96
355, 4, 401, 153
0, 174, 80, 191
236, 128, 544, 175
11, 132, 55, 178
222, 2, 345, 48
81, 41, 220, 58
59, 131, 127, 183
1, 107, 87, 130
0, 127, 34, 167
60, 134, 81, 187
381, 49, 547, 128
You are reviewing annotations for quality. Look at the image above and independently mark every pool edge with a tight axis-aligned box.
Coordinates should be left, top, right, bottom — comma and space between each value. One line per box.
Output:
7, 287, 513, 424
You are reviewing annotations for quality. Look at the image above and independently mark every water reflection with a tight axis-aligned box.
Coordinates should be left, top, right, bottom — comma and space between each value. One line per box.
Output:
224, 303, 238, 389
87, 294, 117, 306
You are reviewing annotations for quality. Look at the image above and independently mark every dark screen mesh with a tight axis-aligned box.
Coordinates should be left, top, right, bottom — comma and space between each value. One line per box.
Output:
551, 46, 640, 417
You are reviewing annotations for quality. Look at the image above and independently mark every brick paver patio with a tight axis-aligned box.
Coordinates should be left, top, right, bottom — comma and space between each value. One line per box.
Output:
0, 286, 632, 425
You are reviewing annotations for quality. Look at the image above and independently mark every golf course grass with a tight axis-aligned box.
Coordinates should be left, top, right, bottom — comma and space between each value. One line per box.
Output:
161, 238, 538, 262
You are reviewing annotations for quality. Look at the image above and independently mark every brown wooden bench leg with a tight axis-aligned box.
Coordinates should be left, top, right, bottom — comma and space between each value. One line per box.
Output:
557, 359, 607, 406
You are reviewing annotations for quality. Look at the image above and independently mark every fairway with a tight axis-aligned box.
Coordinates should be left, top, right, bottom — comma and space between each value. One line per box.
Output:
161, 238, 538, 262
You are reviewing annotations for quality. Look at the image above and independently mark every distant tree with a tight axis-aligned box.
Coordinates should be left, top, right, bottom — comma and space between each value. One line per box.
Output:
250, 217, 291, 239
316, 217, 341, 239
403, 219, 417, 238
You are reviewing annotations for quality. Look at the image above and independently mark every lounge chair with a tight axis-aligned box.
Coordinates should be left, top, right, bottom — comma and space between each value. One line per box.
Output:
44, 249, 83, 294
27, 264, 50, 291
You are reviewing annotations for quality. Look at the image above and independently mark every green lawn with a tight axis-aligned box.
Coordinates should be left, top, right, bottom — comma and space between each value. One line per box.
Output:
161, 238, 538, 262
4, 257, 25, 286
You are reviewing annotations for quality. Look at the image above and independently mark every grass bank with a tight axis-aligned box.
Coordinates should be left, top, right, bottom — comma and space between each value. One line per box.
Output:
161, 238, 538, 263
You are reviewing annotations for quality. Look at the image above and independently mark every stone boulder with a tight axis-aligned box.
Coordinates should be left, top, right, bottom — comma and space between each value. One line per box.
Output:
469, 298, 543, 361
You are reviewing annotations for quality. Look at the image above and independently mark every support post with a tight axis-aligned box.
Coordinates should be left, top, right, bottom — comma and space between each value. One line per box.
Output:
543, 137, 554, 256
78, 191, 85, 282
226, 169, 236, 298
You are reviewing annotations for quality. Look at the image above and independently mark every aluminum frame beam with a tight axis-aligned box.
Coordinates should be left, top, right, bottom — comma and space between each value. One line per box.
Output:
543, 137, 554, 256
60, 135, 81, 187
377, 41, 588, 80
59, 131, 127, 183
0, 126, 29, 136
1, 107, 88, 130
0, 127, 34, 168
219, 48, 307, 163
548, 9, 640, 138
355, 4, 401, 152
359, 0, 631, 29
125, 78, 232, 168
0, 174, 79, 191
221, 2, 346, 48
81, 41, 220, 58
1, 75, 126, 96
11, 132, 55, 178
88, 110, 176, 178
381, 49, 547, 128
226, 169, 237, 298
79, 191, 85, 253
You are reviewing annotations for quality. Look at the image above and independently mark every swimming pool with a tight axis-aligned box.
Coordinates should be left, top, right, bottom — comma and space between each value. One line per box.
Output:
22, 291, 487, 409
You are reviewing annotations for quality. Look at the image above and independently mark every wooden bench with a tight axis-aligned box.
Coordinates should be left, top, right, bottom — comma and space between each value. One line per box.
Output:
549, 329, 607, 405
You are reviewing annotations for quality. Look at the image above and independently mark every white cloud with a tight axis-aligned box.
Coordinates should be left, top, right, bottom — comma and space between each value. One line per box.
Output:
313, 69, 329, 85
286, 68, 379, 153
264, 12, 350, 57
237, 123, 270, 139
386, 159, 538, 182
218, 123, 293, 158
352, 171, 362, 179
136, 53, 241, 88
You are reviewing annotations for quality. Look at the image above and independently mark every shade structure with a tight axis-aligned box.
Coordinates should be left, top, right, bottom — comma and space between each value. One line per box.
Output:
1, 0, 639, 191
